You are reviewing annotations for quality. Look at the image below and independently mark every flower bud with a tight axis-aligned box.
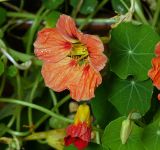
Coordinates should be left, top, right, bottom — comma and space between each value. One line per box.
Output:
120, 118, 133, 144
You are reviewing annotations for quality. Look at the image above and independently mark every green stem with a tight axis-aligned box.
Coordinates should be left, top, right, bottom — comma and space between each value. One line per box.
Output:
76, 18, 117, 25
7, 12, 36, 19
49, 90, 59, 113
120, 0, 129, 10
7, 128, 29, 137
0, 74, 6, 96
7, 115, 16, 128
34, 94, 71, 129
2, 2, 20, 11
152, 0, 160, 27
28, 75, 40, 128
16, 106, 21, 131
26, 7, 48, 54
0, 98, 73, 123
79, 0, 109, 29
16, 71, 22, 99
19, 0, 24, 11
0, 48, 32, 70
52, 94, 71, 111
72, 0, 83, 18
134, 0, 148, 25
16, 71, 22, 131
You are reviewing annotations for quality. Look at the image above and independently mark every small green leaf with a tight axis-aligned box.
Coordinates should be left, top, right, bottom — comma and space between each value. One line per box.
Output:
102, 117, 144, 150
42, 0, 64, 9
109, 22, 160, 81
0, 60, 4, 76
0, 6, 7, 26
142, 116, 160, 150
71, 0, 98, 15
108, 74, 153, 115
6, 65, 18, 77
45, 11, 60, 27
111, 0, 130, 14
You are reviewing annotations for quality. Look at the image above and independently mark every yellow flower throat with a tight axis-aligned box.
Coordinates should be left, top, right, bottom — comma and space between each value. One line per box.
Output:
69, 43, 88, 65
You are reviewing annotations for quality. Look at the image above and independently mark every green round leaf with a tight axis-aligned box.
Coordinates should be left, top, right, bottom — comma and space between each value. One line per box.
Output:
111, 0, 130, 14
6, 65, 18, 77
0, 60, 4, 76
102, 117, 144, 150
42, 0, 64, 9
0, 6, 7, 26
109, 22, 160, 81
71, 0, 98, 15
91, 78, 119, 128
142, 117, 160, 150
108, 75, 153, 115
45, 11, 60, 27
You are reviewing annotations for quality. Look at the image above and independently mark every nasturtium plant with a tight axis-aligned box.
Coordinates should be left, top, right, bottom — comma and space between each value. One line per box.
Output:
109, 22, 160, 81
0, 104, 17, 121
107, 74, 153, 115
102, 117, 144, 150
0, 0, 160, 150
0, 60, 4, 76
49, 117, 68, 129
0, 123, 7, 137
0, 6, 7, 26
91, 78, 119, 128
70, 0, 98, 15
6, 65, 18, 77
142, 115, 160, 150
42, 0, 64, 9
64, 143, 108, 150
45, 11, 61, 27
111, 0, 131, 14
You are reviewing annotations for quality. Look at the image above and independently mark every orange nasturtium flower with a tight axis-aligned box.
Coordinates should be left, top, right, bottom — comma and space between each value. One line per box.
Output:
148, 42, 160, 89
148, 42, 160, 101
34, 14, 107, 101
64, 104, 92, 150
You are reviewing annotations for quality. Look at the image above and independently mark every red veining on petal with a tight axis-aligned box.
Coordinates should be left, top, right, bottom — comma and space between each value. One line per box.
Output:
83, 65, 90, 74
69, 59, 77, 67
64, 42, 72, 49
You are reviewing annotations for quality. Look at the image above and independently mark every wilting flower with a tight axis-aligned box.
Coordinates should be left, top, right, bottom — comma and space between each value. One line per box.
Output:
148, 42, 160, 89
24, 129, 66, 150
34, 14, 107, 101
64, 104, 92, 150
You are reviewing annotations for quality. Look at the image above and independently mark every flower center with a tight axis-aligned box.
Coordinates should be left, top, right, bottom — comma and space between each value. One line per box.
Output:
68, 43, 88, 65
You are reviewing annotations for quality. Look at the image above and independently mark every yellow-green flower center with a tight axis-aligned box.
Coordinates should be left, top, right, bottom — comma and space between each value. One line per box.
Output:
69, 43, 88, 65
